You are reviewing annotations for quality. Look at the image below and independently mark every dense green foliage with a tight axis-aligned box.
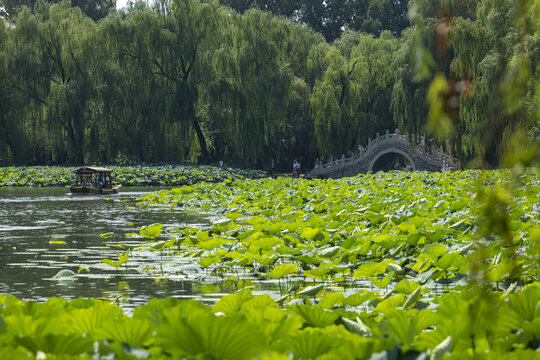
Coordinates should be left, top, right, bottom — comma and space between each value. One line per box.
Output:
0, 165, 266, 186
219, 0, 410, 41
134, 170, 539, 291
3, 170, 540, 358
0, 0, 538, 170
1, 286, 539, 359
0, 0, 115, 20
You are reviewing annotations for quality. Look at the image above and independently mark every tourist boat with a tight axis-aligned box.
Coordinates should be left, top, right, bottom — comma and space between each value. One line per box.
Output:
70, 166, 121, 194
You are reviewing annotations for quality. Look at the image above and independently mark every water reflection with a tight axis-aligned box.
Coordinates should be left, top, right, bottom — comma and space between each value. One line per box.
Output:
0, 187, 207, 310
0, 187, 366, 312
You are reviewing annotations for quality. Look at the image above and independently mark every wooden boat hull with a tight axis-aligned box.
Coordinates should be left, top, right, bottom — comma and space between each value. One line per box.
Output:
70, 184, 122, 194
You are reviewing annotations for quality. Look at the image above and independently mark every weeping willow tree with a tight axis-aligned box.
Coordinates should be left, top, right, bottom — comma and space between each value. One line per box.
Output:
150, 0, 226, 163
310, 31, 399, 159
4, 3, 101, 163
208, 8, 320, 168
448, 0, 533, 165
0, 17, 22, 163
4, 7, 51, 163
96, 6, 172, 163
42, 4, 98, 163
0, 0, 537, 168
402, 0, 539, 166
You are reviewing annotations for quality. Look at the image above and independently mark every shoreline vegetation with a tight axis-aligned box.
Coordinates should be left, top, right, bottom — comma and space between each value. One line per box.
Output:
0, 165, 267, 187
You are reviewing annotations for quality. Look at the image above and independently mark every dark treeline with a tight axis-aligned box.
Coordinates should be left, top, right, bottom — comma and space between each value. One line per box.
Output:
0, 0, 538, 170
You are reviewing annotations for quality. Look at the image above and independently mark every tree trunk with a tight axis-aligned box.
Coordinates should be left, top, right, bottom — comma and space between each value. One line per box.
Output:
192, 115, 209, 163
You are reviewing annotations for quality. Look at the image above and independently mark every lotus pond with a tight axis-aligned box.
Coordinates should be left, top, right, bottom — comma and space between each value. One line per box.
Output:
0, 164, 266, 187
1, 170, 540, 359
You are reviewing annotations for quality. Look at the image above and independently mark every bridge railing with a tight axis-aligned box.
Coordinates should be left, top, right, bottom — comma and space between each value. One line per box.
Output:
310, 130, 460, 176
316, 130, 409, 171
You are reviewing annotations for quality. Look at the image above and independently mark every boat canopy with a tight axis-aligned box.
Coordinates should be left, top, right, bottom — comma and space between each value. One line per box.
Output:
74, 166, 112, 174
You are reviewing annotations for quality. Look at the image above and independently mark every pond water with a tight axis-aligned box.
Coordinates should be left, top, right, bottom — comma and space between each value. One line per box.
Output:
0, 187, 224, 310
0, 187, 378, 312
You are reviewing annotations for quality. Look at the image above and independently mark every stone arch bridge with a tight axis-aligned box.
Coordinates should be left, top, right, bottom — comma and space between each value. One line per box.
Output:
308, 130, 460, 179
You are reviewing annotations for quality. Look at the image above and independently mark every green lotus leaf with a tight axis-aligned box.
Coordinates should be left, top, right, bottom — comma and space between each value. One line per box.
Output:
255, 254, 279, 265
150, 240, 167, 251
319, 245, 340, 258
102, 250, 130, 268
246, 216, 267, 225
226, 212, 242, 221
508, 285, 540, 322
283, 233, 302, 246
139, 223, 163, 239
317, 292, 344, 309
434, 253, 464, 270
53, 269, 77, 279
341, 316, 373, 337
276, 327, 341, 359
195, 231, 210, 242
68, 302, 124, 338
197, 240, 222, 251
213, 289, 253, 315
374, 295, 404, 314
353, 262, 386, 278
393, 280, 420, 295
240, 295, 277, 310
268, 263, 299, 279
370, 272, 394, 289
158, 313, 267, 360
199, 255, 221, 268
423, 244, 448, 260
341, 234, 358, 249
297, 284, 325, 297
213, 218, 233, 228
288, 304, 339, 328
402, 287, 422, 309
99, 317, 153, 348
14, 334, 94, 355
343, 291, 377, 307
304, 267, 330, 280
397, 222, 417, 234
430, 336, 452, 360
379, 310, 421, 353
300, 227, 325, 241
251, 237, 280, 251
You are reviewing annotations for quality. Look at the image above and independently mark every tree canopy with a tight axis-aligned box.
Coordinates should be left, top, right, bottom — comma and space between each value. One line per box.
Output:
0, 0, 115, 20
0, 0, 538, 170
219, 0, 410, 41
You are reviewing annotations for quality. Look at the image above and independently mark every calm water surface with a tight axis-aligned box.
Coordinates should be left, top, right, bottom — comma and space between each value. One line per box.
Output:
0, 187, 227, 310
0, 187, 367, 312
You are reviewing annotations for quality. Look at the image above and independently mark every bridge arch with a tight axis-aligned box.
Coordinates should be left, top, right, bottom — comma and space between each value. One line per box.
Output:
307, 130, 460, 179
368, 148, 416, 172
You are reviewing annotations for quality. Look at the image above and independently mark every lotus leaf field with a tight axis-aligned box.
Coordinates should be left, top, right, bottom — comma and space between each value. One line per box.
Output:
0, 165, 266, 187
2, 170, 540, 359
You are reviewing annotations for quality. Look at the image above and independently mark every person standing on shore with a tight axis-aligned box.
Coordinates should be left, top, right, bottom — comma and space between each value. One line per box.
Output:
292, 159, 301, 178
